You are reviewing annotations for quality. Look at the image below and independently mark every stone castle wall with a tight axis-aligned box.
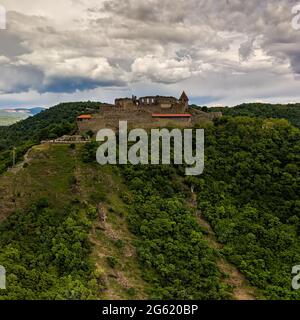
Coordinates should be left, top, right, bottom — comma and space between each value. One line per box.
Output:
77, 106, 222, 134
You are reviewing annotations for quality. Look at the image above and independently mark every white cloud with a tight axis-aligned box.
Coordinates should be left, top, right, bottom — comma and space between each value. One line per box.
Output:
131, 55, 196, 83
0, 56, 10, 64
0, 0, 299, 107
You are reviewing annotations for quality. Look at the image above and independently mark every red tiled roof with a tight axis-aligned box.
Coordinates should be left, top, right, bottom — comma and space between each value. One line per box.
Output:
77, 114, 92, 119
152, 113, 191, 118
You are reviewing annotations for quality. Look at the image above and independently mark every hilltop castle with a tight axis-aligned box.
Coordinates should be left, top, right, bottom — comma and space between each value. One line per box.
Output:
77, 91, 222, 133
115, 91, 189, 112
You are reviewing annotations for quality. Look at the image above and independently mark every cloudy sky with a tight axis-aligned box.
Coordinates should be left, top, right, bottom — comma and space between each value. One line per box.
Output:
0, 0, 300, 108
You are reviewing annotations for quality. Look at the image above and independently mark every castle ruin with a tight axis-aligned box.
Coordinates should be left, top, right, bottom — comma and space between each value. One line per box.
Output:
77, 91, 222, 133
115, 91, 189, 112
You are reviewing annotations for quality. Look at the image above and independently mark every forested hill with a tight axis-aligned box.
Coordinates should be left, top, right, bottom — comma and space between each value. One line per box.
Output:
0, 100, 299, 299
207, 103, 300, 129
0, 102, 100, 173
0, 101, 100, 147
0, 116, 299, 299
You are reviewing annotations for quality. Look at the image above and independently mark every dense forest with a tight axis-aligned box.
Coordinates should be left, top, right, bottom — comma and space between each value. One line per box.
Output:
0, 200, 99, 299
81, 142, 231, 299
120, 164, 229, 299
207, 103, 300, 129
194, 116, 300, 299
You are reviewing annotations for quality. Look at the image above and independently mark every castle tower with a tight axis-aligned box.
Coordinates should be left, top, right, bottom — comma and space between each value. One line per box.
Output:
179, 91, 189, 111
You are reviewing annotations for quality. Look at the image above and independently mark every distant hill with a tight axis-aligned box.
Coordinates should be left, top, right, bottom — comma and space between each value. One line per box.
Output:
0, 110, 28, 126
0, 107, 46, 126
19, 107, 46, 115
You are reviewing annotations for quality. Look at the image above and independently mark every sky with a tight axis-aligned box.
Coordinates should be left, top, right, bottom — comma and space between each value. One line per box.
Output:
0, 0, 300, 108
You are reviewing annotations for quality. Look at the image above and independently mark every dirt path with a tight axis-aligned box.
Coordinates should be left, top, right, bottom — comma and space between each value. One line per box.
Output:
190, 193, 257, 300
7, 147, 32, 174
196, 210, 257, 300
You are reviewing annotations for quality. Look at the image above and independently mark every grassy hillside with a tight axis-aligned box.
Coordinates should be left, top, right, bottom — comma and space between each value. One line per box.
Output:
0, 144, 148, 299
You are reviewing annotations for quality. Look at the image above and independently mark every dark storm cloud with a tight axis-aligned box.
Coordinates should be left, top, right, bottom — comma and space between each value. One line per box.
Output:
41, 77, 126, 93
0, 64, 43, 93
103, 0, 162, 22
